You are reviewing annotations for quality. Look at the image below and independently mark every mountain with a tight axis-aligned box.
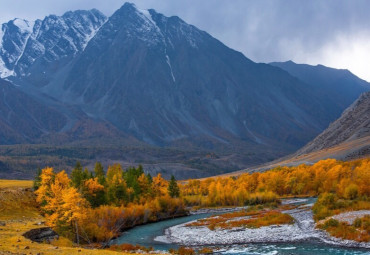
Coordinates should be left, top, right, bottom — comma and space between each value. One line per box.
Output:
33, 3, 353, 148
296, 91, 370, 156
0, 3, 369, 179
270, 61, 370, 118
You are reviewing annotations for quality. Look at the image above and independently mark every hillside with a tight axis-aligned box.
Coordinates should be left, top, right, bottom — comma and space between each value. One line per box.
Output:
296, 91, 370, 155
0, 180, 158, 255
0, 3, 369, 178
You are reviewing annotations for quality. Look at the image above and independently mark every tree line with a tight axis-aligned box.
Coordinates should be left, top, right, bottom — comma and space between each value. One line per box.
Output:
33, 158, 369, 245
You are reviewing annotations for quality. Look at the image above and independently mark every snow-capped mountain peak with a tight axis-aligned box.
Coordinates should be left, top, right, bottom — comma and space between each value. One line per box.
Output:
0, 10, 107, 78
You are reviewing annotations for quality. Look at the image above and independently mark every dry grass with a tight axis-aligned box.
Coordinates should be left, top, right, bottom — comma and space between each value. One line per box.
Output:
0, 179, 32, 188
0, 180, 161, 255
187, 207, 294, 230
317, 216, 370, 242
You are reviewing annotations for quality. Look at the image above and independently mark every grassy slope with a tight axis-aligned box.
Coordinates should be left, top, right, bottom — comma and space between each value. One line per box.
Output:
0, 180, 160, 255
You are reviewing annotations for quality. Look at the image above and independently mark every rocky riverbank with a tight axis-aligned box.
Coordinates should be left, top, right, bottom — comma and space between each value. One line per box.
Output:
156, 200, 370, 249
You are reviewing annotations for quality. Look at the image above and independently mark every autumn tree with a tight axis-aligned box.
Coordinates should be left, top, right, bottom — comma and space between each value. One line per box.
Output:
138, 173, 152, 199
106, 164, 128, 205
83, 178, 106, 207
152, 173, 168, 197
61, 186, 88, 244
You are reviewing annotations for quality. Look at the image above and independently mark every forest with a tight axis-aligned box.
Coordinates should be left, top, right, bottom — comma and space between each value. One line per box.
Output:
34, 158, 370, 246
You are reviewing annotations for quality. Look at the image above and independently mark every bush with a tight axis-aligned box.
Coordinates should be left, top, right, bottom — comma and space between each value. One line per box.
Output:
345, 184, 359, 200
323, 218, 339, 228
353, 218, 362, 228
198, 247, 213, 254
170, 247, 195, 255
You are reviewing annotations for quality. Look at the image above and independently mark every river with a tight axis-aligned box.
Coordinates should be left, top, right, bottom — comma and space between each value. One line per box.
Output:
113, 198, 370, 254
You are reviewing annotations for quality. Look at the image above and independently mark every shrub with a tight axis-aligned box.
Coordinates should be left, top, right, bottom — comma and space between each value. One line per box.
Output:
170, 247, 195, 255
198, 247, 213, 254
353, 218, 362, 228
345, 184, 359, 200
323, 218, 339, 228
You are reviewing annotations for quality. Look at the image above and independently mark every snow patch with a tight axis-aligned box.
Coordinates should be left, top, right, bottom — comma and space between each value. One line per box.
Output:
13, 19, 34, 34
135, 8, 163, 42
165, 53, 176, 83
0, 57, 14, 78
82, 19, 107, 50
137, 9, 156, 26
0, 25, 4, 46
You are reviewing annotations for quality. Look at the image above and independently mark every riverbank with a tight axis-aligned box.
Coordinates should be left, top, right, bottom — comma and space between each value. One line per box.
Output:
157, 199, 370, 249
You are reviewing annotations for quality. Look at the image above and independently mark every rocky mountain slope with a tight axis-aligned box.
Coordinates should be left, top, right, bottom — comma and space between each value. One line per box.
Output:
296, 91, 370, 156
0, 3, 369, 178
0, 78, 66, 144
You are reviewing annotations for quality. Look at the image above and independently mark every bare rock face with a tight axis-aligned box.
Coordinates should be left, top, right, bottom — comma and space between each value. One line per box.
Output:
296, 92, 370, 155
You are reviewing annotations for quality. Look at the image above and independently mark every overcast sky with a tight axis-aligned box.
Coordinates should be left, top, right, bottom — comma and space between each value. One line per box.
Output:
1, 0, 369, 81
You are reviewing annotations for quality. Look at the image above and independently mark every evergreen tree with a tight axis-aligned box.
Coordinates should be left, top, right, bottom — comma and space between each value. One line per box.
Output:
82, 168, 91, 181
124, 166, 144, 200
33, 168, 42, 190
94, 162, 106, 186
168, 175, 180, 198
71, 161, 83, 188
147, 173, 153, 184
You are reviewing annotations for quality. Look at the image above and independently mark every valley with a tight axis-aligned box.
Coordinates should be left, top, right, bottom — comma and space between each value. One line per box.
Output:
0, 3, 369, 179
0, 1, 369, 254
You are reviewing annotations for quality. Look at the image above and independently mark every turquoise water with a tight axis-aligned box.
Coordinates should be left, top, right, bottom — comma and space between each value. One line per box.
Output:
112, 212, 214, 250
113, 199, 370, 254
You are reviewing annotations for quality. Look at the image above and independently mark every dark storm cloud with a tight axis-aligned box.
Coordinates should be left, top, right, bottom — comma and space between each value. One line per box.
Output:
1, 0, 369, 80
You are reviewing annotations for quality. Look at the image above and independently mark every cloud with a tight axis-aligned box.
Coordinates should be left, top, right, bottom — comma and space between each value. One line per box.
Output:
1, 0, 369, 81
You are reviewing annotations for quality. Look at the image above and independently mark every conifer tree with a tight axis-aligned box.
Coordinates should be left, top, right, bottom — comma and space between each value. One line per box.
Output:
168, 175, 180, 198
71, 161, 83, 188
33, 168, 42, 190
94, 162, 106, 185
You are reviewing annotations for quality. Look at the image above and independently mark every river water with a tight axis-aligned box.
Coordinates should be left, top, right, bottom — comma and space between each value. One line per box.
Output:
113, 198, 370, 254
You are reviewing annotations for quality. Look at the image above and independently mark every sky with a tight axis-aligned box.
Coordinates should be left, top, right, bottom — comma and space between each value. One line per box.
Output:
1, 0, 369, 82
